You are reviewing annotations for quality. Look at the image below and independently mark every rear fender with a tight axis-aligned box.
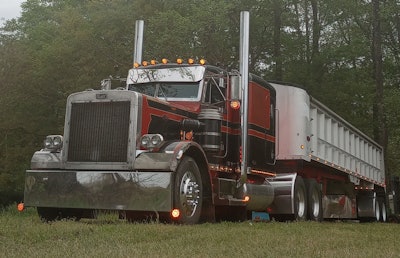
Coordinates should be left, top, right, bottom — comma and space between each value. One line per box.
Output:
267, 173, 297, 215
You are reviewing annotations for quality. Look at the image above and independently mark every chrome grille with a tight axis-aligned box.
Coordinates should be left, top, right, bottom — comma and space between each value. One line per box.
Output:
67, 101, 130, 162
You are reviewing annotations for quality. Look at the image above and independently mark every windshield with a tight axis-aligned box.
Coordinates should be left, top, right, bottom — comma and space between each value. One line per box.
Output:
127, 66, 205, 101
128, 82, 202, 101
127, 66, 205, 84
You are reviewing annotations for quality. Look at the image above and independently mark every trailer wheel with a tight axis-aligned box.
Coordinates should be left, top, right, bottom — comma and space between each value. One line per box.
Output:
173, 157, 203, 224
380, 200, 387, 222
374, 198, 381, 222
305, 179, 323, 222
294, 176, 307, 221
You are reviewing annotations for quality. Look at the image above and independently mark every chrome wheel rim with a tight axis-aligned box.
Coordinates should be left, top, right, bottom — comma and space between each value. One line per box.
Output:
179, 171, 200, 217
296, 188, 306, 218
311, 188, 320, 218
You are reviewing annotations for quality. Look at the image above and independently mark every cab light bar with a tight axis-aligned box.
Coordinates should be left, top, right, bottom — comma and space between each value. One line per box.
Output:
133, 58, 206, 68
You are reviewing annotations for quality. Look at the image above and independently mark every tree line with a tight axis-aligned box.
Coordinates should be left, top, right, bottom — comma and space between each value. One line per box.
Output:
0, 0, 399, 206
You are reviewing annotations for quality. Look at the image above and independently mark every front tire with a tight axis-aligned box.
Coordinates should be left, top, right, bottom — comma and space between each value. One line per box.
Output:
173, 157, 203, 224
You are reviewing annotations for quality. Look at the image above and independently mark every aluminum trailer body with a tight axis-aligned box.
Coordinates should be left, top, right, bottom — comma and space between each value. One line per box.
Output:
270, 82, 386, 220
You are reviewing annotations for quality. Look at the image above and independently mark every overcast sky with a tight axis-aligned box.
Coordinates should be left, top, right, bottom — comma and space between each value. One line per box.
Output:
0, 0, 25, 25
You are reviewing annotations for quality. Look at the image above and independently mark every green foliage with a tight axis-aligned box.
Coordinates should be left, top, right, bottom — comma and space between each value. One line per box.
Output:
0, 0, 400, 206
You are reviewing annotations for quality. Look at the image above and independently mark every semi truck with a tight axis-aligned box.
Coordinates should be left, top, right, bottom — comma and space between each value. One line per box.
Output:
21, 12, 386, 223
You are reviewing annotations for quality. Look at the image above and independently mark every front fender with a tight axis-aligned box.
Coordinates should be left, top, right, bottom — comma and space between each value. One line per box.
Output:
133, 141, 208, 172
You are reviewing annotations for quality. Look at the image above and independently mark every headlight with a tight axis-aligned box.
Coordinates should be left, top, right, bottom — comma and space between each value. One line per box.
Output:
151, 134, 163, 146
53, 136, 63, 147
140, 135, 151, 148
43, 135, 63, 152
44, 137, 53, 149
140, 134, 164, 150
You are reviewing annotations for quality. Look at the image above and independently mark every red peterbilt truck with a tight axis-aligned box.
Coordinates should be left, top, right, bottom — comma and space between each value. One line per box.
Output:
22, 12, 386, 223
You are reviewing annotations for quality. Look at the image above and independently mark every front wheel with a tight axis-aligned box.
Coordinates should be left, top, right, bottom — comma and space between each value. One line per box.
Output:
173, 157, 203, 224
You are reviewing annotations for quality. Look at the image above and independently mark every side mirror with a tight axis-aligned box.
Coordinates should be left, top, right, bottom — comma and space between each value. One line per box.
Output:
230, 75, 241, 100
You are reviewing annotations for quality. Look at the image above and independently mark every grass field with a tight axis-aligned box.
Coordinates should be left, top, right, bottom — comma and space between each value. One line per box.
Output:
1, 205, 399, 258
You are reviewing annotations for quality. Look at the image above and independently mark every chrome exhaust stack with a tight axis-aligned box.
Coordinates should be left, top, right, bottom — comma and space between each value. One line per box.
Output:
239, 11, 250, 183
133, 20, 144, 65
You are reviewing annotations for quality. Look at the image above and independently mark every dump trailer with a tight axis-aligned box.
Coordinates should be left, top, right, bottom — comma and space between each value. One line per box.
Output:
21, 12, 386, 223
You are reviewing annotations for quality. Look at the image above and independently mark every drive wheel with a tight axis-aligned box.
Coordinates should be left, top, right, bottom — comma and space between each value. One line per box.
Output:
293, 176, 307, 221
173, 157, 203, 224
305, 179, 323, 222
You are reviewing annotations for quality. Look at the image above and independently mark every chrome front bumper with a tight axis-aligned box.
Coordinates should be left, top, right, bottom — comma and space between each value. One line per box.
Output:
24, 170, 173, 212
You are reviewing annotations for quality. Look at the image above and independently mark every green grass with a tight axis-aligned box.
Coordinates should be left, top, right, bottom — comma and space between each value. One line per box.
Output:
1, 205, 399, 258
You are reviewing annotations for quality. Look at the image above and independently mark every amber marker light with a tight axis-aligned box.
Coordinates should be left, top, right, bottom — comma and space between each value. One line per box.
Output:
243, 196, 250, 202
177, 58, 183, 64
17, 202, 24, 212
199, 59, 206, 65
133, 62, 140, 68
171, 209, 180, 219
142, 61, 149, 66
150, 60, 157, 65
185, 131, 193, 141
188, 58, 194, 65
230, 100, 241, 110
162, 58, 168, 64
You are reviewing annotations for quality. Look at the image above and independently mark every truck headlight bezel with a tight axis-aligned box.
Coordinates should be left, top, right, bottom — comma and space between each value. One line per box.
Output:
43, 135, 64, 152
140, 134, 164, 150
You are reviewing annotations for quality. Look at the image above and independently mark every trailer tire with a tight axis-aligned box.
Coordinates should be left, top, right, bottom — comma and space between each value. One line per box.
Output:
294, 176, 307, 221
374, 198, 381, 222
305, 179, 323, 222
173, 157, 203, 224
380, 200, 387, 222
